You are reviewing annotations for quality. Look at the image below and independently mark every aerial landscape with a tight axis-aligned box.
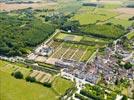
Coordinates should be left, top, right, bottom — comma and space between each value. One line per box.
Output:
0, 0, 134, 100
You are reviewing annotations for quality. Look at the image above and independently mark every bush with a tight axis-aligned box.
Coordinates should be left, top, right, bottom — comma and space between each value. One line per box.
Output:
11, 72, 14, 76
80, 90, 102, 100
13, 71, 23, 79
124, 62, 132, 69
75, 93, 88, 100
43, 82, 52, 87
25, 76, 36, 82
121, 95, 127, 100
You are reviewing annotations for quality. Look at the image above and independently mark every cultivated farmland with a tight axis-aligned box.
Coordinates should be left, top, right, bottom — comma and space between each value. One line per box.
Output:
71, 2, 133, 28
0, 2, 57, 11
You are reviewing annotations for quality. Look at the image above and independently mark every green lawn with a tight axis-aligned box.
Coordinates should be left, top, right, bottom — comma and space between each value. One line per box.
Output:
54, 33, 83, 42
0, 60, 31, 77
0, 60, 8, 67
55, 33, 70, 40
81, 36, 111, 44
0, 71, 58, 100
52, 77, 74, 95
127, 32, 134, 39
0, 60, 74, 100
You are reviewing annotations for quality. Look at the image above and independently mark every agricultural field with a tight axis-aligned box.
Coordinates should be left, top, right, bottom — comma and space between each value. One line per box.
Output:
71, 7, 119, 25
105, 18, 133, 28
71, 2, 134, 28
56, 0, 81, 14
0, 60, 74, 100
0, 2, 57, 11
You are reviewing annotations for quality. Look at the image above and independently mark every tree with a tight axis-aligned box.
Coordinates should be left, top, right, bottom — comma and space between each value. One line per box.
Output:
124, 62, 132, 69
132, 89, 134, 99
43, 82, 52, 87
115, 79, 119, 85
128, 16, 134, 21
45, 16, 50, 21
121, 95, 127, 100
25, 76, 36, 82
61, 20, 80, 32
13, 71, 23, 79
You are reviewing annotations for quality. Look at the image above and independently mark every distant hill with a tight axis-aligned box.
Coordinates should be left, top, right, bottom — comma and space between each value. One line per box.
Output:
0, 0, 44, 3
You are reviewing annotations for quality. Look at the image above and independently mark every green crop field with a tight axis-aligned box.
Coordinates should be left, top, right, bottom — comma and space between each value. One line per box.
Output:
71, 7, 118, 25
71, 5, 133, 28
0, 60, 74, 100
80, 24, 125, 39
57, 0, 81, 14
105, 18, 133, 28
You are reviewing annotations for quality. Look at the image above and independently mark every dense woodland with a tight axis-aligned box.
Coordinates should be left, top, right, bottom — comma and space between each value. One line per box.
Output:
0, 12, 55, 56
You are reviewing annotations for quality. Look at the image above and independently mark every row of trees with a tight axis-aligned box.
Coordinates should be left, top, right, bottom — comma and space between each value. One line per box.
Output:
75, 93, 88, 100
